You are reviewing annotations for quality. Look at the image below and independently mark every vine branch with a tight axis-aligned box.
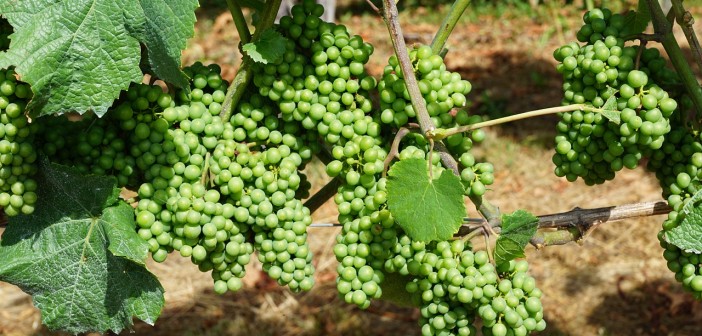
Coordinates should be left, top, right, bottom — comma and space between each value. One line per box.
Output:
646, 0, 702, 120
430, 0, 472, 55
455, 200, 670, 247
670, 0, 702, 73
226, 0, 252, 45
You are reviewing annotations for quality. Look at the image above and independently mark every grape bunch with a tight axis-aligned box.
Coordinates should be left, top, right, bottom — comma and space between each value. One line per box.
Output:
0, 68, 38, 216
251, 0, 381, 149
552, 8, 676, 185
386, 234, 546, 336
646, 106, 702, 299
35, 82, 176, 188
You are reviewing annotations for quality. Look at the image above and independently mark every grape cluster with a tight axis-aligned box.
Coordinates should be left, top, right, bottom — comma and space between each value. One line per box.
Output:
553, 8, 675, 185
386, 235, 545, 336
251, 0, 380, 149
36, 82, 175, 188
647, 113, 702, 299
0, 69, 38, 216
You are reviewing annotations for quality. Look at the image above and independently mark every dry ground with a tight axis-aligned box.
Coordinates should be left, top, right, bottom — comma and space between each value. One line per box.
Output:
2, 2, 702, 336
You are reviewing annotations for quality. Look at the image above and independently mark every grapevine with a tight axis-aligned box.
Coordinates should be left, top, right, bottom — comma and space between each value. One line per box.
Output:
0, 1, 700, 335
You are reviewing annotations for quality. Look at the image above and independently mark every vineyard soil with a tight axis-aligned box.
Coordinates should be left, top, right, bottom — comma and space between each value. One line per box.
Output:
2, 2, 702, 335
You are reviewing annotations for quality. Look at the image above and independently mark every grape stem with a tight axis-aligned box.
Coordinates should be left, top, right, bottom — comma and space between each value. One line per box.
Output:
382, 127, 413, 177
363, 0, 381, 16
226, 0, 252, 45
434, 104, 618, 139
220, 0, 283, 121
670, 0, 702, 73
430, 0, 472, 55
201, 152, 211, 186
646, 0, 702, 120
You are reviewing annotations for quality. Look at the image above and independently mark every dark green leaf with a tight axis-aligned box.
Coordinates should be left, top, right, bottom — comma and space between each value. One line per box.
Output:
0, 0, 198, 117
387, 158, 466, 242
0, 161, 162, 334
494, 210, 539, 265
620, 1, 651, 36
242, 29, 287, 64
132, 0, 199, 88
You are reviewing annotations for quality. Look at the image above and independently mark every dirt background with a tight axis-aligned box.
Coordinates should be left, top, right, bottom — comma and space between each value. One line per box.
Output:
2, 1, 702, 335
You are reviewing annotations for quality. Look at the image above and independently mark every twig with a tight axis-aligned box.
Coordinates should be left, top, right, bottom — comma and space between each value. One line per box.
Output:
226, 0, 252, 44
383, 127, 412, 176
670, 0, 702, 73
434, 104, 613, 139
457, 201, 670, 246
430, 0, 472, 55
364, 0, 381, 16
646, 0, 702, 119
530, 200, 670, 247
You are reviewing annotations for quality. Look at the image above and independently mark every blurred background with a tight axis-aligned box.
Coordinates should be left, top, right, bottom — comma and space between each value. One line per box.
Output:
2, 0, 702, 335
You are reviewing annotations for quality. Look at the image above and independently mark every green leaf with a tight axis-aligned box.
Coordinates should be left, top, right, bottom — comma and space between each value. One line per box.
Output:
494, 210, 539, 265
0, 0, 198, 117
387, 158, 466, 242
242, 29, 287, 64
620, 1, 651, 36
666, 204, 702, 254
593, 96, 621, 124
132, 0, 199, 88
0, 161, 163, 334
682, 189, 702, 215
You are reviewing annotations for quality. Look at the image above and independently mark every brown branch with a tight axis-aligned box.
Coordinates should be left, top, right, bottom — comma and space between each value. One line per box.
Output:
671, 0, 702, 73
455, 200, 671, 247
364, 0, 381, 16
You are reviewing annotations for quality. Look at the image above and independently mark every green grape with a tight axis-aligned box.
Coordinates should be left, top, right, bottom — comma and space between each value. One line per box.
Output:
0, 68, 39, 216
553, 8, 674, 185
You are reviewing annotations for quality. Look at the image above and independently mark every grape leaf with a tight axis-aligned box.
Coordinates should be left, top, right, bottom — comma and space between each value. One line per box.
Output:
666, 203, 702, 254
494, 210, 539, 265
242, 29, 287, 64
0, 0, 198, 117
387, 158, 465, 242
594, 96, 621, 124
620, 1, 651, 36
132, 0, 199, 89
0, 161, 163, 334
682, 189, 702, 215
